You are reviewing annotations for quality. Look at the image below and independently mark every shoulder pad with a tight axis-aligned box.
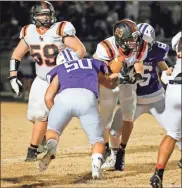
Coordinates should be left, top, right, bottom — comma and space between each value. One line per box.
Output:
56, 21, 76, 37
19, 25, 30, 39
96, 39, 116, 61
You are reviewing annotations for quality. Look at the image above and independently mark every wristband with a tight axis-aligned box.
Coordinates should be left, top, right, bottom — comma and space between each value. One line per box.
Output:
10, 59, 20, 72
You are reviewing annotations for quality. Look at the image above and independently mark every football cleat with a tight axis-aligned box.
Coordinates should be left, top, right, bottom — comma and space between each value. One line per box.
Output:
25, 147, 39, 162
37, 142, 56, 172
115, 148, 125, 171
150, 174, 163, 188
92, 165, 104, 179
101, 154, 116, 170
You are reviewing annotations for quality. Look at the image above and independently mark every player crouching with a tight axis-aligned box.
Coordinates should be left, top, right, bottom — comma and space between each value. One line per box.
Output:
37, 48, 118, 179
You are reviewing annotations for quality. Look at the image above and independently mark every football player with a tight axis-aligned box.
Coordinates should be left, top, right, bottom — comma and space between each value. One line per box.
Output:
109, 25, 181, 187
106, 23, 171, 171
37, 48, 118, 179
150, 31, 182, 188
9, 1, 86, 162
93, 19, 148, 171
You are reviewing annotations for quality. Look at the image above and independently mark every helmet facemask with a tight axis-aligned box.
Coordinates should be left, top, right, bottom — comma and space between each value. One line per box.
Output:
31, 1, 56, 28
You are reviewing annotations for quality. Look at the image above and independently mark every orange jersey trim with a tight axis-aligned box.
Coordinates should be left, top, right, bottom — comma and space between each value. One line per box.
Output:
118, 47, 133, 58
57, 21, 67, 36
22, 25, 29, 38
136, 41, 147, 60
100, 40, 116, 59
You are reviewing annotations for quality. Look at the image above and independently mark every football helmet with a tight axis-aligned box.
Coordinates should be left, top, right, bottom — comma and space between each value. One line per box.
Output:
137, 23, 155, 47
30, 1, 56, 28
56, 48, 80, 65
113, 19, 140, 51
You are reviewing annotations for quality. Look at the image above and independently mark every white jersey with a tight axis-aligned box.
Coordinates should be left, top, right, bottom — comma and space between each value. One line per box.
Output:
95, 36, 148, 68
20, 21, 76, 80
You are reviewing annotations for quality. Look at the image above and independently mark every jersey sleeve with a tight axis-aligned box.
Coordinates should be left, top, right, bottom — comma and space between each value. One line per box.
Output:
57, 21, 76, 37
95, 42, 114, 61
92, 59, 109, 74
156, 43, 169, 62
46, 66, 59, 83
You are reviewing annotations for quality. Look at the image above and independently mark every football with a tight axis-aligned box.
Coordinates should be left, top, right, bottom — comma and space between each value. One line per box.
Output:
108, 56, 125, 73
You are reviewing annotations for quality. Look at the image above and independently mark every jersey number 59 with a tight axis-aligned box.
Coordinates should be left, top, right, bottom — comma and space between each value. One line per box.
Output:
30, 44, 59, 66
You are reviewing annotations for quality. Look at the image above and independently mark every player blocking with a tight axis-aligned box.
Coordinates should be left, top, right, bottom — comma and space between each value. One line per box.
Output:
38, 48, 119, 179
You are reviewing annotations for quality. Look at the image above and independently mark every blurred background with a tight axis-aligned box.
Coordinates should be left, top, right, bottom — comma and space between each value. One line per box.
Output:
0, 1, 181, 101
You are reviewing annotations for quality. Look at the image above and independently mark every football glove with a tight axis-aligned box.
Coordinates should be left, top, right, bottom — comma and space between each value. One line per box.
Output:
9, 76, 23, 96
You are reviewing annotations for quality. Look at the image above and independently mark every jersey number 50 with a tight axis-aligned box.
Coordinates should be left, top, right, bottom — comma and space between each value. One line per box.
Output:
64, 59, 92, 73
30, 44, 59, 66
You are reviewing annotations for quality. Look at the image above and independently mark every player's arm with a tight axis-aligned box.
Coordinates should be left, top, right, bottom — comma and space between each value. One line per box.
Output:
157, 61, 173, 75
64, 36, 86, 59
10, 39, 29, 77
45, 75, 59, 110
98, 72, 118, 89
9, 39, 29, 95
59, 21, 86, 58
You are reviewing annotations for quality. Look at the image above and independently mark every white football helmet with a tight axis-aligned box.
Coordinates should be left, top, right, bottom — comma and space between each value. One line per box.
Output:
56, 48, 80, 65
137, 23, 155, 46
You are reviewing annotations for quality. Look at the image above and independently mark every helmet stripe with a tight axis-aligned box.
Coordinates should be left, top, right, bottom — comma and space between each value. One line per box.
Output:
142, 24, 149, 34
62, 50, 69, 62
66, 49, 73, 60
138, 24, 144, 31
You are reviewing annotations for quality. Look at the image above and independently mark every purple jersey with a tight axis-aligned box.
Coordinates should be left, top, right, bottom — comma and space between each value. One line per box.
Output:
137, 41, 169, 96
47, 58, 108, 98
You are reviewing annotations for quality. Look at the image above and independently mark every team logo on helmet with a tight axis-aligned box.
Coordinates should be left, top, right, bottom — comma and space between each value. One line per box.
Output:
115, 27, 123, 38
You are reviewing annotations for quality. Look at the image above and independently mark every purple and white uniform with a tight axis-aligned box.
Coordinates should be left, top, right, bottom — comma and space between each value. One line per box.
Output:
46, 58, 108, 145
133, 41, 169, 120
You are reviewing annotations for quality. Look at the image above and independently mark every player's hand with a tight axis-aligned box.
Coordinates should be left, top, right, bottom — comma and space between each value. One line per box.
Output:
9, 76, 23, 96
118, 74, 131, 84
128, 73, 145, 84
120, 64, 131, 76
166, 67, 173, 76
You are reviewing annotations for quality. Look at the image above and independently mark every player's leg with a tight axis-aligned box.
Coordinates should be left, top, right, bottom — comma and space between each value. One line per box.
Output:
78, 89, 105, 179
102, 102, 148, 170
25, 77, 49, 162
99, 87, 119, 161
114, 84, 137, 171
101, 106, 121, 170
38, 92, 72, 171
150, 85, 181, 187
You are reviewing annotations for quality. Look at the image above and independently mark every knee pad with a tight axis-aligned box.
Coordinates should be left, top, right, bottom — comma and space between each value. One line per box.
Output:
167, 131, 182, 141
